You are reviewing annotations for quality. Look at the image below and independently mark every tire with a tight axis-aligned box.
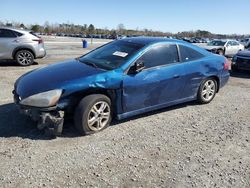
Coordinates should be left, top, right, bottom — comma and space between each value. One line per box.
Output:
217, 50, 224, 56
197, 78, 217, 104
15, 50, 34, 66
74, 94, 112, 135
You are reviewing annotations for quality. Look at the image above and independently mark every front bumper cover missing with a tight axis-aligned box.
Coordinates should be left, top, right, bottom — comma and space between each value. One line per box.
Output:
20, 108, 64, 136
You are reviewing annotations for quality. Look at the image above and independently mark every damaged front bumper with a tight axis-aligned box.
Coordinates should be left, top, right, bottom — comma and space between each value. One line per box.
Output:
13, 89, 65, 136
19, 106, 64, 136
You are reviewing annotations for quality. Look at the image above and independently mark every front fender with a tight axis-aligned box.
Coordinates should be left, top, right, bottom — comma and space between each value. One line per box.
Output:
57, 69, 124, 114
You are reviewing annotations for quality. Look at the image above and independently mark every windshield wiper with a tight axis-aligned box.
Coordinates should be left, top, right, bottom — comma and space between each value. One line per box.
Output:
76, 58, 99, 69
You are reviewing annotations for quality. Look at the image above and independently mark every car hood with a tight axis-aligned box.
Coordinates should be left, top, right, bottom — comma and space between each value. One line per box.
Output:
203, 45, 223, 50
15, 59, 105, 98
236, 49, 250, 57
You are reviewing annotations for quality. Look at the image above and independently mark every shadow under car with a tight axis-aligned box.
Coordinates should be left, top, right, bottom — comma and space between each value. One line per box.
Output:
0, 101, 196, 139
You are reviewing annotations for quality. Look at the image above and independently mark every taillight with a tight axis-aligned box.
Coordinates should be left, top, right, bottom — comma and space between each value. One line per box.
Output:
32, 38, 43, 44
224, 59, 230, 70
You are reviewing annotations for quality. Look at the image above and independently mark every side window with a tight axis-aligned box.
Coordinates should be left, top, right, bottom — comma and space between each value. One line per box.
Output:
179, 45, 204, 62
137, 44, 179, 69
13, 31, 23, 37
232, 41, 239, 46
0, 29, 16, 38
227, 41, 233, 46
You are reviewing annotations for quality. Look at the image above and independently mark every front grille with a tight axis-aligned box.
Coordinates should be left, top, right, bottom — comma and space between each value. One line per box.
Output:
236, 57, 250, 69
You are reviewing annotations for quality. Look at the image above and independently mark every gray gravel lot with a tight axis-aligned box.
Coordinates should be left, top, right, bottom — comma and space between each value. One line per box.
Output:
0, 37, 249, 187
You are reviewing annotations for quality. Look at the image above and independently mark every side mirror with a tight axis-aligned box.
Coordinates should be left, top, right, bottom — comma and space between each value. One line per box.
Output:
128, 61, 145, 74
135, 61, 145, 73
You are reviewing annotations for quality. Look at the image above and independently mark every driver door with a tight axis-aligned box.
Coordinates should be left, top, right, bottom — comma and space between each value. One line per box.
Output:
122, 43, 186, 113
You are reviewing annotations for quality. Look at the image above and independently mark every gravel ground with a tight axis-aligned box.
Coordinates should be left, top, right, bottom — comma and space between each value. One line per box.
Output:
0, 37, 249, 187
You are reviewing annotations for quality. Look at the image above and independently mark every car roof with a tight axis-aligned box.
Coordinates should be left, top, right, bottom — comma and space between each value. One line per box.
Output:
121, 37, 187, 45
0, 27, 31, 34
121, 37, 211, 56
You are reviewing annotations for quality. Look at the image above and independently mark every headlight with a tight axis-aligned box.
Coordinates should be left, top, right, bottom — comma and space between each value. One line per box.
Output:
20, 89, 62, 107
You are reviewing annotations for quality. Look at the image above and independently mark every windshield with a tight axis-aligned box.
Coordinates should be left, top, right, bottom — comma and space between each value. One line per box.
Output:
208, 40, 226, 46
79, 40, 144, 70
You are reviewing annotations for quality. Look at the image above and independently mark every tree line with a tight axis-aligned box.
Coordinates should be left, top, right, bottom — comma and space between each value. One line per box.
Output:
0, 20, 248, 39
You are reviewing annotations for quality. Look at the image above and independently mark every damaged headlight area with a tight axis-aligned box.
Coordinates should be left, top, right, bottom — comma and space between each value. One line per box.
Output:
20, 89, 62, 108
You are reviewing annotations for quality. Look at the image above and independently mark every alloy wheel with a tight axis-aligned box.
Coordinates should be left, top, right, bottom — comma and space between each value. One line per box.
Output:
17, 51, 33, 65
201, 80, 216, 102
87, 101, 111, 131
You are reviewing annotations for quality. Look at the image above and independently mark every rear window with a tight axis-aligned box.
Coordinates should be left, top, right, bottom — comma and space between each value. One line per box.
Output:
0, 29, 17, 38
13, 31, 23, 37
179, 45, 204, 62
29, 32, 40, 38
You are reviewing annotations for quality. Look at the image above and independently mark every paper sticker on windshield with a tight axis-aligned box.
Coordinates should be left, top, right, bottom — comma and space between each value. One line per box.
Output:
113, 51, 128, 57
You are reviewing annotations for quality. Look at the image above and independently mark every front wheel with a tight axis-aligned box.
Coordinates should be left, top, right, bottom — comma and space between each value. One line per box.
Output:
74, 94, 112, 135
197, 78, 217, 104
217, 50, 224, 56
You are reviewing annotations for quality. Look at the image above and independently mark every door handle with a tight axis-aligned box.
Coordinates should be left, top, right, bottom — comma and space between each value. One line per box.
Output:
173, 75, 180, 79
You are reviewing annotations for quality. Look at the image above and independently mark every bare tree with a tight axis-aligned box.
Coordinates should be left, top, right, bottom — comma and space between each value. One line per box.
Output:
117, 23, 125, 34
0, 19, 248, 39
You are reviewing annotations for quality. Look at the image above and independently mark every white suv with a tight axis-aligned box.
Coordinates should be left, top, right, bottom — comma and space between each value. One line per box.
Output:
0, 28, 46, 66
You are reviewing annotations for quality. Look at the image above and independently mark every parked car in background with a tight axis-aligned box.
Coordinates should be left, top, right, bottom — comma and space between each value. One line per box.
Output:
0, 27, 46, 66
240, 38, 250, 49
200, 38, 210, 43
203, 39, 244, 57
182, 37, 207, 43
232, 49, 250, 72
117, 35, 127, 40
182, 37, 192, 43
13, 37, 230, 136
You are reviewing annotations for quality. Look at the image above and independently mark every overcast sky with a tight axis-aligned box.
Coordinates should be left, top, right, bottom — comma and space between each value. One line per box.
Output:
1, 0, 249, 34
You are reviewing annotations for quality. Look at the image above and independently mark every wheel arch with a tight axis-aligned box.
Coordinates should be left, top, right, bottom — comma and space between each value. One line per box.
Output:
12, 47, 36, 59
64, 88, 119, 115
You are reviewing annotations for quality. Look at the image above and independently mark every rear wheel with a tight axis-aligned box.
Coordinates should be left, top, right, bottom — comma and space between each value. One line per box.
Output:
74, 94, 112, 135
15, 50, 34, 66
197, 78, 217, 104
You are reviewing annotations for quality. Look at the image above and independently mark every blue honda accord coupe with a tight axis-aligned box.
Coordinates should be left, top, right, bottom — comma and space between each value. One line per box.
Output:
13, 37, 230, 136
